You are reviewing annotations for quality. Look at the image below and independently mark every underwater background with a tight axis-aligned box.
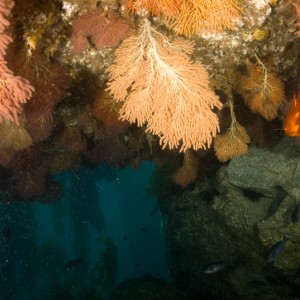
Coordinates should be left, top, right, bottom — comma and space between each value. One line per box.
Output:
0, 0, 300, 299
0, 162, 171, 299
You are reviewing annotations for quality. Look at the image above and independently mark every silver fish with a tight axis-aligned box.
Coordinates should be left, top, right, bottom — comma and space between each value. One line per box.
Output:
291, 203, 300, 223
203, 261, 226, 274
266, 235, 289, 263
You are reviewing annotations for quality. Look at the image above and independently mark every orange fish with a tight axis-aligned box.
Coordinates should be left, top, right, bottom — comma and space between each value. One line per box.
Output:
284, 94, 300, 137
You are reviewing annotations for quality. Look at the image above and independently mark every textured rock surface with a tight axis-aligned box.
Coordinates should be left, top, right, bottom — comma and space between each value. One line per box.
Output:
166, 139, 300, 299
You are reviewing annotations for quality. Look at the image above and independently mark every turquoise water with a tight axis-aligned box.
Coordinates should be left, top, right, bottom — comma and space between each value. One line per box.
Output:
0, 161, 169, 299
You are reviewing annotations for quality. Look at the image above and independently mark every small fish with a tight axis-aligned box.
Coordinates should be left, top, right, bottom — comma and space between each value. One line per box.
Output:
284, 94, 300, 137
64, 258, 83, 270
266, 235, 289, 263
1, 226, 10, 243
203, 261, 226, 274
291, 203, 300, 223
141, 227, 150, 233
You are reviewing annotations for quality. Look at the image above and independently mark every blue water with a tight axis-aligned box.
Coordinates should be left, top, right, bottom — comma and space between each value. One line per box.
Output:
0, 161, 169, 299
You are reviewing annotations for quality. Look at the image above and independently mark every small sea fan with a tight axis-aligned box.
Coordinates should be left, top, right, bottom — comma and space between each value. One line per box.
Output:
237, 59, 285, 121
214, 99, 250, 162
214, 120, 250, 162
172, 149, 199, 187
0, 118, 32, 151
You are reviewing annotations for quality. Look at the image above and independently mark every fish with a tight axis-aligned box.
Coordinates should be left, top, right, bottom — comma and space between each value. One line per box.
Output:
203, 261, 226, 274
1, 226, 10, 243
141, 227, 150, 233
284, 94, 300, 137
291, 203, 300, 223
266, 235, 289, 263
64, 258, 83, 270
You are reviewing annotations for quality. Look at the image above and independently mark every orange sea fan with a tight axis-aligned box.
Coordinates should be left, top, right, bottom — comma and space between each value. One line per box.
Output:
172, 149, 199, 188
0, 0, 35, 124
125, 0, 181, 19
214, 99, 250, 162
214, 123, 250, 162
0, 118, 32, 151
106, 18, 222, 152
237, 58, 285, 121
170, 0, 242, 36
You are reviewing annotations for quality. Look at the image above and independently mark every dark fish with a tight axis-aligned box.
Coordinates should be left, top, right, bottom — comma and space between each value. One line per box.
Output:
64, 258, 83, 270
203, 261, 226, 274
134, 264, 141, 268
123, 235, 128, 240
1, 226, 10, 242
141, 227, 150, 233
266, 235, 289, 263
291, 203, 300, 223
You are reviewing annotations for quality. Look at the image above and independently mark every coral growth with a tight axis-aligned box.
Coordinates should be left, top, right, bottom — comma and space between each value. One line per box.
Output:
71, 9, 132, 53
237, 58, 285, 121
25, 113, 53, 142
91, 90, 129, 136
56, 126, 88, 154
172, 149, 199, 187
0, 0, 34, 124
170, 0, 242, 36
289, 0, 300, 34
16, 55, 70, 141
86, 137, 133, 165
106, 18, 222, 152
48, 152, 80, 174
0, 148, 16, 167
11, 146, 47, 199
214, 100, 250, 162
21, 55, 69, 118
125, 0, 180, 19
0, 118, 32, 151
